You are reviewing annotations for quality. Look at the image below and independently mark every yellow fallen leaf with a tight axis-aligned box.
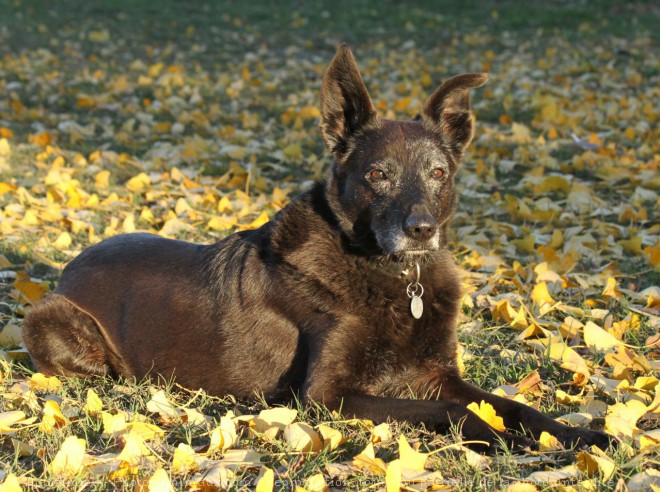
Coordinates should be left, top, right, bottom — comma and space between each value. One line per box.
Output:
602, 277, 622, 298
209, 415, 237, 452
634, 376, 660, 391
555, 389, 584, 405
126, 172, 150, 192
398, 435, 428, 471
511, 234, 536, 254
29, 373, 62, 392
583, 321, 622, 354
147, 468, 175, 492
48, 435, 86, 479
217, 196, 232, 213
317, 424, 344, 451
305, 473, 328, 492
251, 407, 297, 433
188, 463, 235, 490
282, 143, 302, 161
0, 411, 29, 433
127, 421, 164, 440
283, 422, 322, 452
531, 282, 555, 315
539, 175, 570, 193
12, 273, 48, 304
208, 215, 237, 231
604, 400, 648, 439
461, 445, 491, 470
83, 388, 103, 416
39, 400, 68, 433
101, 411, 127, 437
467, 400, 505, 432
118, 431, 150, 466
526, 464, 579, 484
95, 170, 110, 190
88, 29, 110, 42
52, 232, 72, 250
255, 467, 275, 492
576, 450, 615, 480
146, 390, 183, 422
539, 431, 562, 451
371, 422, 392, 443
352, 443, 387, 474
386, 459, 402, 492
531, 338, 591, 385
246, 211, 270, 230
219, 449, 264, 468
172, 443, 198, 474
0, 473, 22, 492
505, 483, 539, 492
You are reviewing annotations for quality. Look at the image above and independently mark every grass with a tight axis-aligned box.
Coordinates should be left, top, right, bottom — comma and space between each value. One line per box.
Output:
0, 0, 659, 490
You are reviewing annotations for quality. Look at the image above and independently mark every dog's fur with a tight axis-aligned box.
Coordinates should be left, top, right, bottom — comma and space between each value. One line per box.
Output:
23, 45, 612, 452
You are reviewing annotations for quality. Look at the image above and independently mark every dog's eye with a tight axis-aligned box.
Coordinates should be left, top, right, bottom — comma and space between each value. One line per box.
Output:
431, 168, 444, 179
368, 169, 387, 181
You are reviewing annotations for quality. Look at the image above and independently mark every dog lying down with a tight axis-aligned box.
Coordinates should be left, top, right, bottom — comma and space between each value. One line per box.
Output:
23, 44, 613, 453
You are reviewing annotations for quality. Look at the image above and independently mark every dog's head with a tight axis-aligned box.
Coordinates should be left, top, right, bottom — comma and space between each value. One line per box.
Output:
321, 44, 488, 263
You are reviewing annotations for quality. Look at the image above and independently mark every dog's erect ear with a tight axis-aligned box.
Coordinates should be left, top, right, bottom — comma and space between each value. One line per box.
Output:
422, 73, 489, 154
320, 44, 377, 156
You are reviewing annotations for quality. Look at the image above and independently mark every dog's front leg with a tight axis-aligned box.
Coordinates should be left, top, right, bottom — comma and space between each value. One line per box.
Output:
337, 393, 536, 452
420, 368, 615, 450
456, 380, 615, 450
302, 359, 534, 452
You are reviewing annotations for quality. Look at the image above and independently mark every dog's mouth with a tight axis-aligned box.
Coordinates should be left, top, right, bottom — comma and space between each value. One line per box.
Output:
374, 230, 441, 256
373, 234, 442, 266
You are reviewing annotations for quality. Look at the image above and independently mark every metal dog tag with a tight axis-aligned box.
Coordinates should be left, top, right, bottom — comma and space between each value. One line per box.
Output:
410, 295, 423, 319
406, 263, 424, 319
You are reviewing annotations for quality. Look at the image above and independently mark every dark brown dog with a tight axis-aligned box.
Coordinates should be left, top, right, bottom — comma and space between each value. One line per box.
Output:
23, 45, 612, 452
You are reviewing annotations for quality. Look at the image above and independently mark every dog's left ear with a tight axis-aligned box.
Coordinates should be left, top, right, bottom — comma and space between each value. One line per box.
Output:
422, 73, 489, 154
320, 44, 377, 157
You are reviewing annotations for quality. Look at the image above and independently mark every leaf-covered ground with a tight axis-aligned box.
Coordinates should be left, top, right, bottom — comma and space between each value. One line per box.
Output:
0, 1, 659, 490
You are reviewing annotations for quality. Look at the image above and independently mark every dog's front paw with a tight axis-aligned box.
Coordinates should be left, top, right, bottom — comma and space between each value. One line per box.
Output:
461, 428, 537, 455
556, 427, 617, 450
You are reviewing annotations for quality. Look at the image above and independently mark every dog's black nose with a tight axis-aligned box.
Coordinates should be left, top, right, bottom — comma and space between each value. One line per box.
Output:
404, 207, 437, 241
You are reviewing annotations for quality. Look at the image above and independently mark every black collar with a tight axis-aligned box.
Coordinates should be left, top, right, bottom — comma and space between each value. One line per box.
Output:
364, 256, 416, 280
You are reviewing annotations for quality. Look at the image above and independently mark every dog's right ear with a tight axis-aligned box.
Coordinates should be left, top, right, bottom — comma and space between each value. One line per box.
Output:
320, 44, 377, 157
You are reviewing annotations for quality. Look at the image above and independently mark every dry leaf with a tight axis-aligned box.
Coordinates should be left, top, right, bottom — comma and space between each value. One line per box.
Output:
0, 473, 22, 492
539, 431, 562, 451
147, 468, 175, 492
255, 467, 275, 492
397, 435, 428, 471
604, 400, 648, 439
146, 390, 184, 422
583, 321, 622, 354
283, 422, 322, 452
251, 407, 297, 434
576, 449, 615, 480
209, 415, 237, 452
352, 443, 387, 474
385, 458, 402, 492
83, 388, 103, 416
317, 424, 344, 451
305, 473, 328, 492
370, 422, 392, 443
29, 373, 62, 392
48, 435, 86, 478
172, 443, 198, 474
466, 400, 506, 432
39, 400, 68, 433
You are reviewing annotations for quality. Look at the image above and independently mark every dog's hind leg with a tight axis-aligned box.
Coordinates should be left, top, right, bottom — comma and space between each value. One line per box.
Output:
22, 294, 112, 377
